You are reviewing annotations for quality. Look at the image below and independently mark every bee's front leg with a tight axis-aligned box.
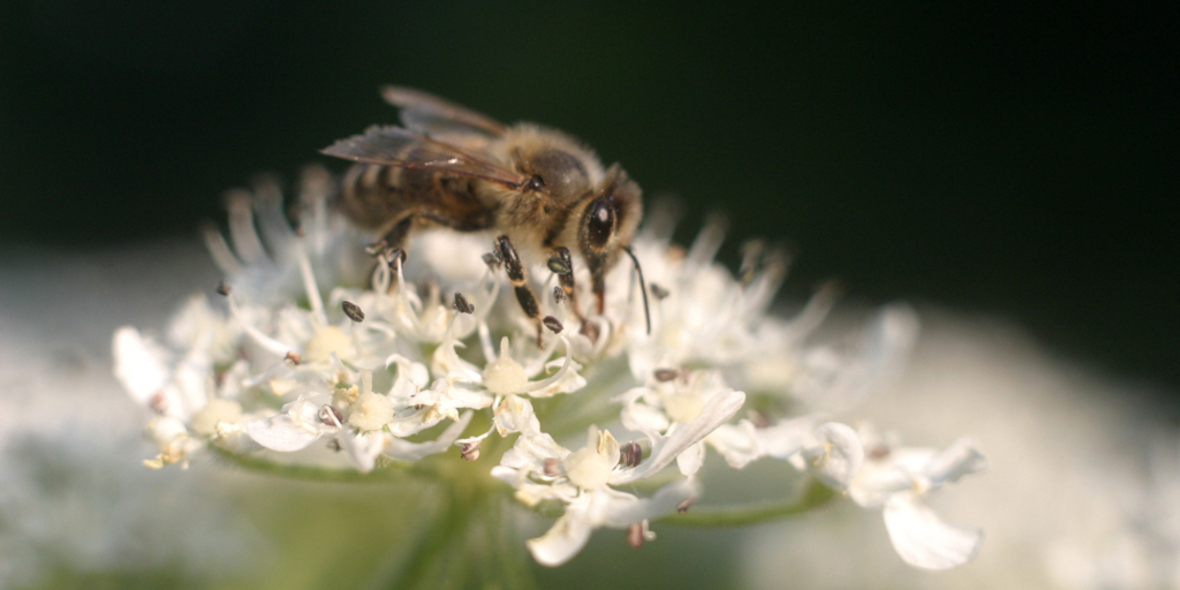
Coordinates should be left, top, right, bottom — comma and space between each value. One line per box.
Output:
546, 247, 586, 322
496, 235, 545, 346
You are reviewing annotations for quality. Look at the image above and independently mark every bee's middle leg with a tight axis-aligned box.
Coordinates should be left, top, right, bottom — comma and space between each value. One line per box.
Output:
496, 235, 545, 346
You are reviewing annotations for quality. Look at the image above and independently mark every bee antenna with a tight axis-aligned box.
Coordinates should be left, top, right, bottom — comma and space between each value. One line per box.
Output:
622, 246, 652, 335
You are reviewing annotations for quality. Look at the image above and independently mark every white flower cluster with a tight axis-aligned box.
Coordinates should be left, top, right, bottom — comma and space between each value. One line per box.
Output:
112, 167, 986, 569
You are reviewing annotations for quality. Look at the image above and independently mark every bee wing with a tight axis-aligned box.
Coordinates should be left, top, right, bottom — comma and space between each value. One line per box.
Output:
381, 86, 508, 138
320, 125, 531, 189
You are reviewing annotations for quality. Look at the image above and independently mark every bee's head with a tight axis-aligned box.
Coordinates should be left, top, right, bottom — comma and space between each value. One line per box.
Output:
579, 165, 642, 301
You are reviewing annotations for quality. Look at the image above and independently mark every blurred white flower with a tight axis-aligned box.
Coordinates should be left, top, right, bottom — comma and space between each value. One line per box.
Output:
741, 312, 1180, 589
0, 241, 261, 588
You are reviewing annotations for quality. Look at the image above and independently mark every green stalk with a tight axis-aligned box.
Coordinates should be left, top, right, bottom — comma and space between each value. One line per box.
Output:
658, 479, 835, 527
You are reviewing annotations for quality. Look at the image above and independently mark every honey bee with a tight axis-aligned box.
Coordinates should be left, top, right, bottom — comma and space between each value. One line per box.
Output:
321, 86, 649, 340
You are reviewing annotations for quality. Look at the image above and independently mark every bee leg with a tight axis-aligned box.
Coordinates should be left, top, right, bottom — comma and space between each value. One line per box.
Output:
379, 215, 416, 249
496, 235, 545, 346
547, 248, 585, 318
550, 248, 606, 344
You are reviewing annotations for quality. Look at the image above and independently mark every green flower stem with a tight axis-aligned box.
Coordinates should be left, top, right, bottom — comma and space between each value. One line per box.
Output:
211, 446, 418, 483
658, 479, 835, 527
383, 490, 473, 590
475, 493, 539, 590
375, 479, 536, 589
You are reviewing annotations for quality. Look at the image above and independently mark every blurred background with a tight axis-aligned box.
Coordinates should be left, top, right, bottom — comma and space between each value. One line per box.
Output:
1, 2, 1175, 391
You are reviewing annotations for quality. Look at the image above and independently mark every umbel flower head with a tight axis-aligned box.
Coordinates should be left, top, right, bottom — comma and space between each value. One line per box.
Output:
113, 167, 986, 578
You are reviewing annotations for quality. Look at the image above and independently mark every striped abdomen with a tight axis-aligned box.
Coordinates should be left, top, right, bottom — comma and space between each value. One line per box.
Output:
336, 158, 494, 241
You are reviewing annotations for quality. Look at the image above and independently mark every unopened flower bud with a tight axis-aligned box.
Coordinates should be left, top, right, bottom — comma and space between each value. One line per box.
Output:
459, 440, 481, 462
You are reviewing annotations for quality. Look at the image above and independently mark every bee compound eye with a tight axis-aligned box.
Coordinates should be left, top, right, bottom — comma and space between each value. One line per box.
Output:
584, 196, 616, 249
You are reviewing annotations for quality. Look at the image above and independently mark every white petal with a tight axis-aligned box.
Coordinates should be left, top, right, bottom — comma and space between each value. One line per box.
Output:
676, 440, 705, 476
145, 416, 188, 446
520, 339, 582, 397
112, 327, 171, 405
707, 415, 817, 469
514, 432, 570, 466
527, 498, 596, 567
808, 422, 864, 490
924, 438, 987, 487
620, 401, 670, 440
216, 430, 264, 454
493, 394, 541, 437
848, 465, 914, 508
246, 413, 324, 452
614, 389, 744, 484
532, 360, 587, 397
883, 495, 983, 570
707, 421, 761, 469
339, 430, 387, 473
527, 479, 698, 567
601, 477, 700, 527
756, 415, 815, 460
384, 411, 474, 462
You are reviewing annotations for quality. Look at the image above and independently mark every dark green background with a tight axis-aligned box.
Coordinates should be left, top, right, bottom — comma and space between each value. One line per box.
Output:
2, 3, 1176, 391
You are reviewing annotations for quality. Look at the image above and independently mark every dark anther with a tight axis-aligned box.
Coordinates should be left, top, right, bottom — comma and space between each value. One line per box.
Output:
149, 391, 168, 414
547, 256, 572, 275
542, 316, 563, 334
553, 286, 566, 303
318, 405, 344, 425
542, 458, 562, 477
342, 301, 365, 323
748, 410, 771, 429
327, 438, 342, 452
627, 523, 646, 549
580, 321, 601, 344
216, 281, 231, 296
676, 496, 696, 514
653, 368, 678, 382
453, 292, 475, 314
481, 250, 502, 268
650, 283, 670, 300
620, 441, 643, 467
285, 351, 303, 366
869, 444, 891, 460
